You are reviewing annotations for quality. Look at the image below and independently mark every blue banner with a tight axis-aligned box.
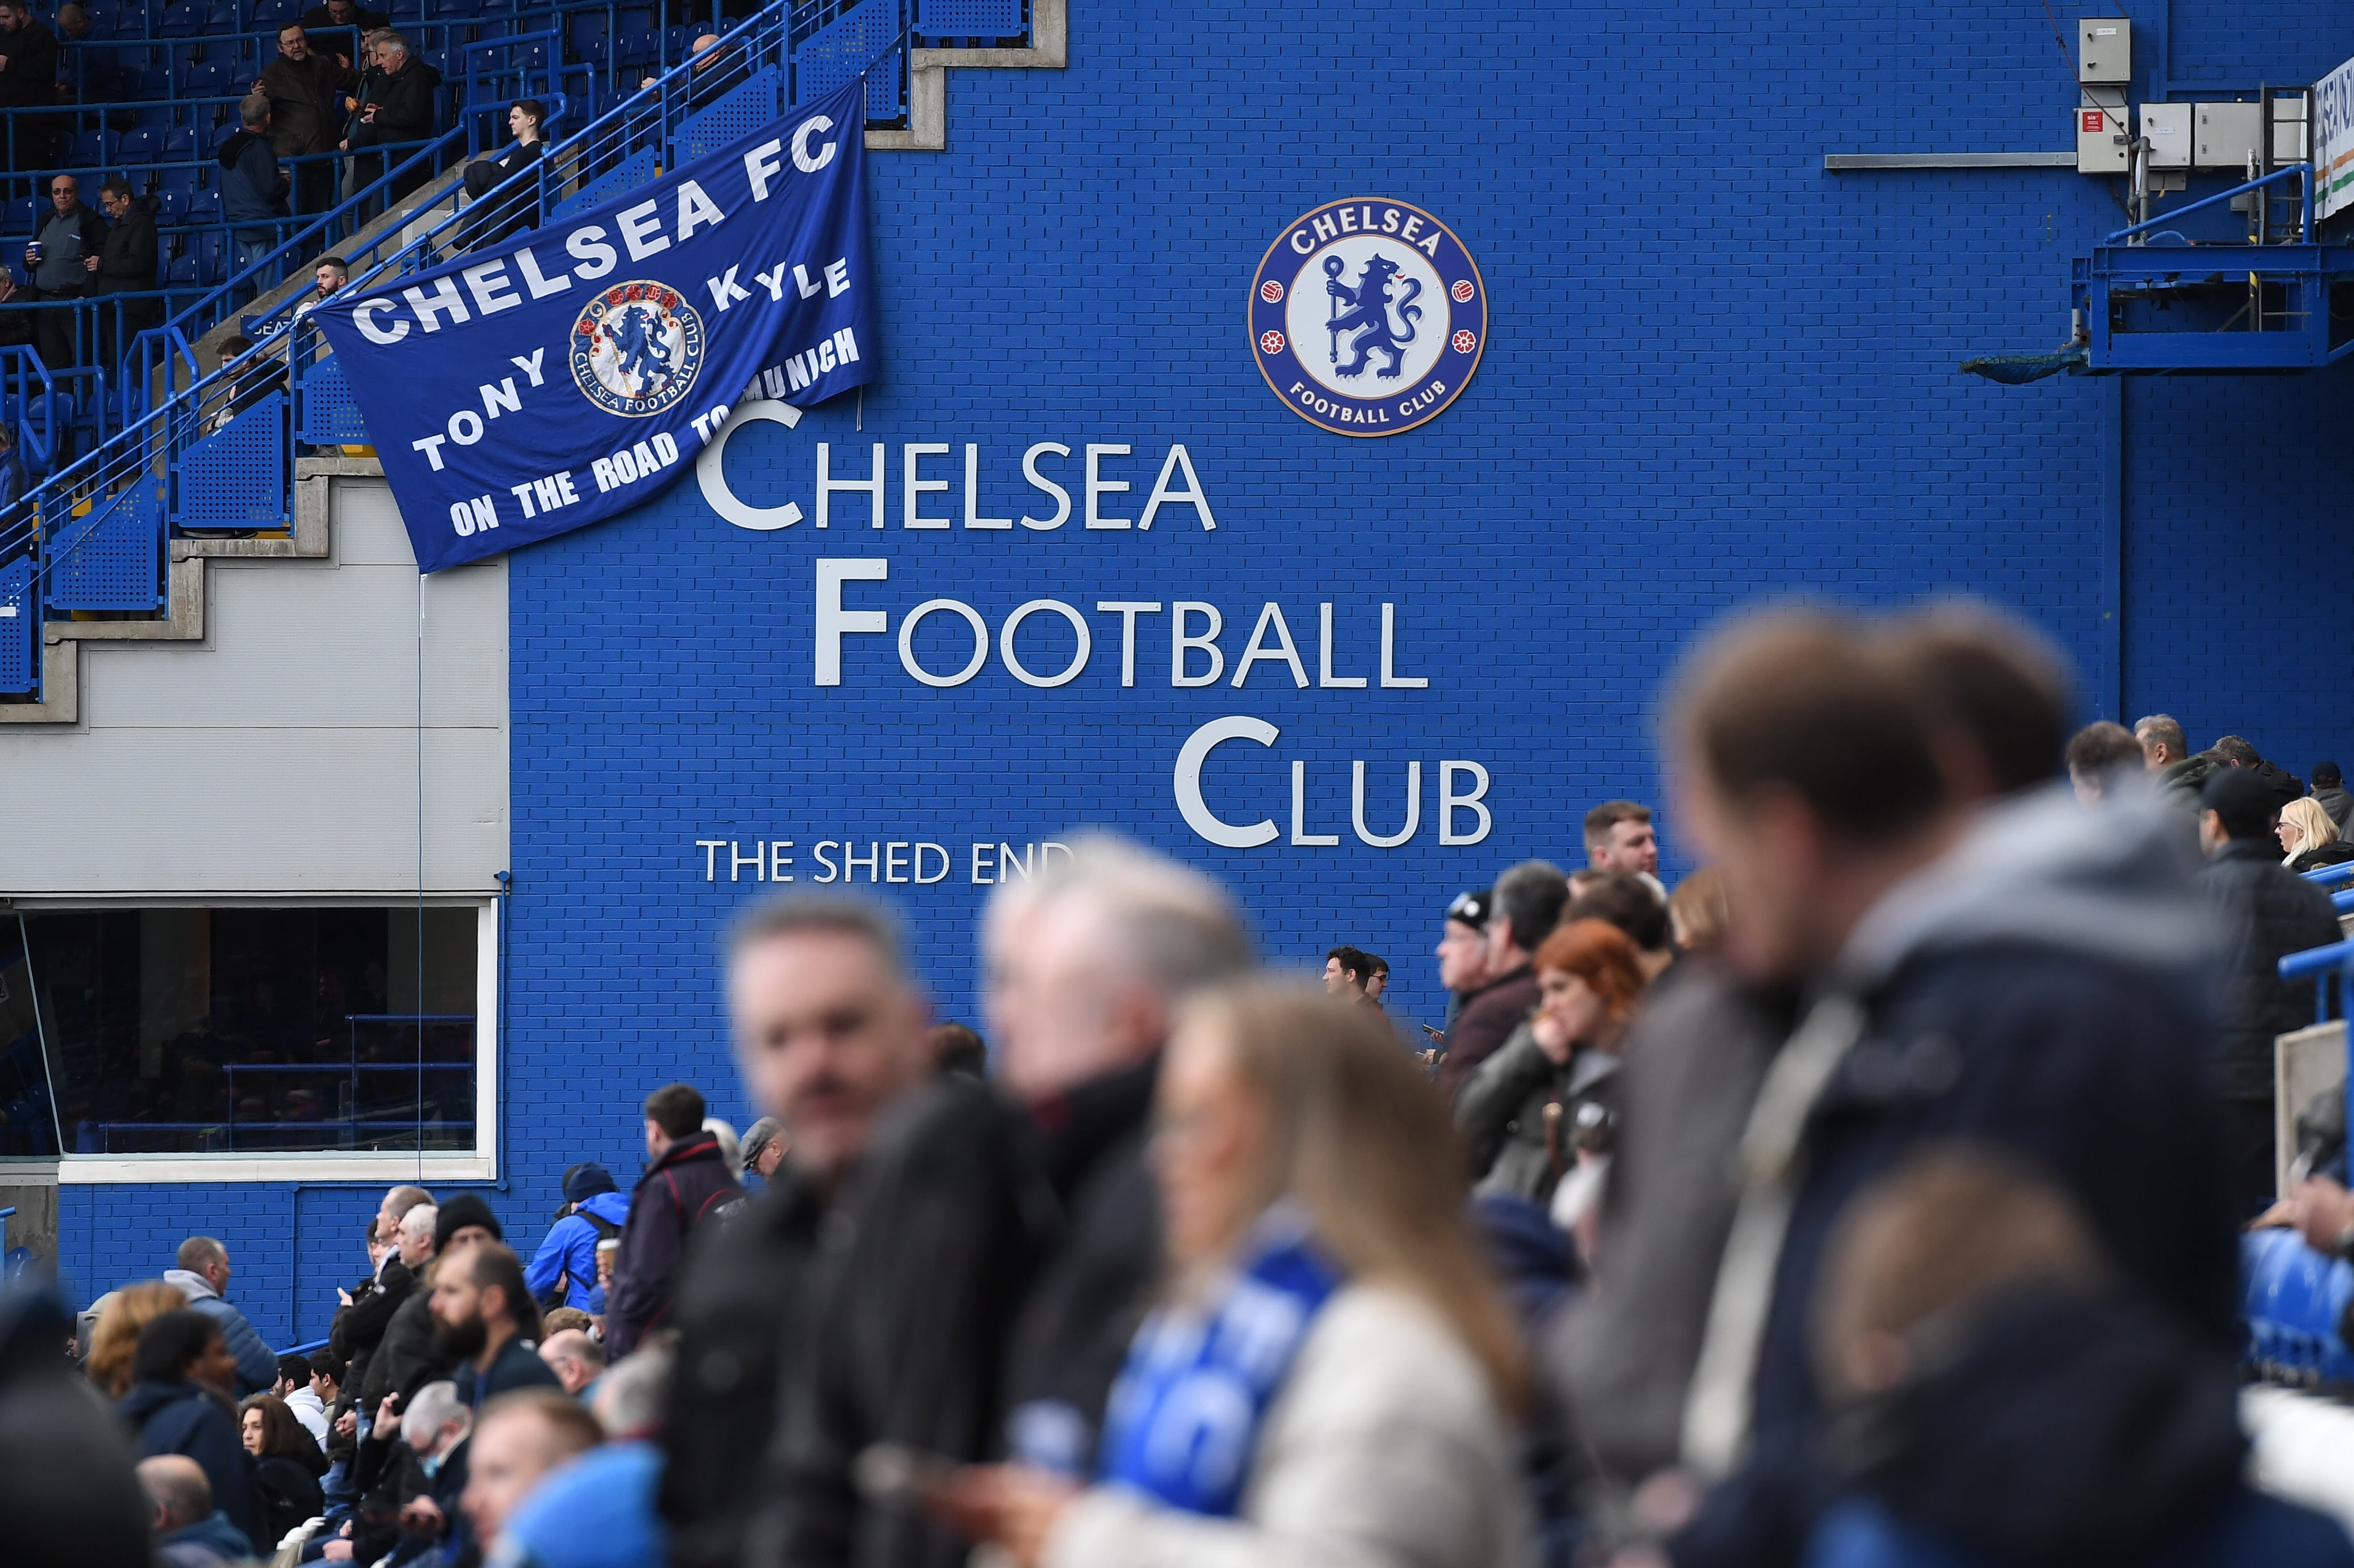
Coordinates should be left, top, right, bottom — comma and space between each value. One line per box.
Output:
312, 76, 879, 573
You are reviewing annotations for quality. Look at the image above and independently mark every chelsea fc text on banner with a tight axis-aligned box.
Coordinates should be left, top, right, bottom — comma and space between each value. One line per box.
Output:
312, 76, 879, 574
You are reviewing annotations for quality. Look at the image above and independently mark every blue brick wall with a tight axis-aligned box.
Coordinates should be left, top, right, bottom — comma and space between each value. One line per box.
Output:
56, 2, 2354, 1345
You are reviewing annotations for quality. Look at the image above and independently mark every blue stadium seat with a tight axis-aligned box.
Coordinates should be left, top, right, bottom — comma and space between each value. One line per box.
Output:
117, 126, 159, 163
79, 4, 117, 36
68, 129, 107, 166
150, 187, 185, 225
564, 8, 603, 51
182, 61, 230, 97
161, 127, 196, 162
435, 0, 481, 17
156, 1, 201, 35
182, 187, 218, 226
203, 0, 239, 29
165, 253, 199, 287
133, 105, 170, 132
153, 165, 197, 201
248, 0, 295, 23
5, 198, 33, 236
385, 0, 421, 23
137, 65, 169, 96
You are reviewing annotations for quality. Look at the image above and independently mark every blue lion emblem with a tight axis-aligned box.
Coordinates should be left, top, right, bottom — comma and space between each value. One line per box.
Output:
1324, 253, 1423, 379
571, 283, 704, 417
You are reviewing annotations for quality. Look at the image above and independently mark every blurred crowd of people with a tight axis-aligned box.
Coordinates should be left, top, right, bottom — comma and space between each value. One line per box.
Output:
7, 604, 2354, 1568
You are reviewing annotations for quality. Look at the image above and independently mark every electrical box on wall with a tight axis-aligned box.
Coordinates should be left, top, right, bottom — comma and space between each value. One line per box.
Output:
2141, 102, 2191, 169
2196, 101, 2263, 168
2078, 89, 2129, 173
2079, 18, 2130, 85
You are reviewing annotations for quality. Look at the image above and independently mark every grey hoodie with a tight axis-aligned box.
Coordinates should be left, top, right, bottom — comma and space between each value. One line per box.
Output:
163, 1268, 276, 1396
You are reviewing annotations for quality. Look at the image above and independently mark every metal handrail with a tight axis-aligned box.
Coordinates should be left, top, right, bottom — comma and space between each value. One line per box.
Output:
2105, 161, 2314, 246
2303, 862, 2354, 886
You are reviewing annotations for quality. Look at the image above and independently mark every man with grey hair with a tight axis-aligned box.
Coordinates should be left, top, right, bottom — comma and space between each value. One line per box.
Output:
761, 835, 1252, 1568
663, 893, 938, 1568
340, 28, 439, 212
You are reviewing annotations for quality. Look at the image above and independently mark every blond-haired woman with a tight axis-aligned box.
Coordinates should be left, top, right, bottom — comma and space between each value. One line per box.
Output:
84, 1280, 188, 1399
938, 982, 1534, 1568
2279, 797, 2354, 874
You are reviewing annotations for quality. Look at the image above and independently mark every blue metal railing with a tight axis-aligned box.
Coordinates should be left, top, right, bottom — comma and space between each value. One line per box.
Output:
2106, 162, 2314, 247
2304, 862, 2354, 886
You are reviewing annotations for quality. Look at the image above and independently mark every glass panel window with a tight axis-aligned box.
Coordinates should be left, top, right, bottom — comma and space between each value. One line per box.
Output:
11, 905, 482, 1157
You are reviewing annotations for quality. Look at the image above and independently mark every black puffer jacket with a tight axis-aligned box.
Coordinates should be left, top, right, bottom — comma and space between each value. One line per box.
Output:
2196, 838, 2343, 1099
660, 1166, 830, 1568
362, 1281, 448, 1416
90, 194, 157, 294
759, 1059, 1160, 1568
331, 1256, 415, 1402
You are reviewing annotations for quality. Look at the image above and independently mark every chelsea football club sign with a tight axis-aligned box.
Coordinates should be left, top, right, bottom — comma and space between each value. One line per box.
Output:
1249, 198, 1486, 437
312, 76, 877, 573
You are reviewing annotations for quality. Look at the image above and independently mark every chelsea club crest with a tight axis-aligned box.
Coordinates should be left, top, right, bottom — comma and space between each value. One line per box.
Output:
1250, 198, 1486, 437
572, 281, 706, 418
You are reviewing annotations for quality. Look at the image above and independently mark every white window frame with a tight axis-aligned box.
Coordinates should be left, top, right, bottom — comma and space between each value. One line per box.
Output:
0, 896, 500, 1185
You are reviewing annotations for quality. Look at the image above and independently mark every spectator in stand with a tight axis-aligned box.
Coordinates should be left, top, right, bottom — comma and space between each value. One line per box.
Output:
460, 97, 548, 246
2066, 719, 2147, 804
363, 1195, 501, 1420
668, 900, 942, 1566
1636, 611, 2234, 1568
333, 1379, 469, 1566
2311, 761, 2353, 834
538, 1327, 602, 1396
737, 1113, 789, 1179
1584, 800, 1662, 893
1802, 1149, 2354, 1568
1321, 944, 1374, 997
1667, 865, 1728, 955
0, 416, 23, 519
460, 1387, 603, 1551
239, 1392, 328, 1545
85, 1281, 188, 1398
163, 1237, 275, 1396
274, 1352, 329, 1447
2135, 714, 2218, 801
1435, 888, 1492, 1031
1362, 953, 1391, 1007
606, 1083, 739, 1357
331, 1186, 429, 1432
933, 982, 1533, 1568
218, 97, 290, 285
2196, 766, 2343, 1217
2280, 797, 2354, 873
765, 838, 1251, 1567
26, 174, 105, 370
524, 1162, 630, 1314
1886, 606, 2068, 804
88, 176, 158, 361
1436, 860, 1564, 1100
255, 26, 353, 219
430, 1239, 561, 1413
203, 335, 288, 433
55, 2, 86, 40
512, 1364, 669, 1566
0, 1, 58, 179
0, 266, 36, 350
300, 0, 388, 32
2213, 734, 2306, 815
1455, 917, 1647, 1208
1564, 869, 1675, 981
663, 894, 939, 1568
341, 32, 441, 212
139, 1454, 255, 1567
930, 1022, 988, 1078
118, 1309, 257, 1539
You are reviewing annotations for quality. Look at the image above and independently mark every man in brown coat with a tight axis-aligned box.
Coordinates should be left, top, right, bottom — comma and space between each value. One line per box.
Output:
254, 24, 353, 217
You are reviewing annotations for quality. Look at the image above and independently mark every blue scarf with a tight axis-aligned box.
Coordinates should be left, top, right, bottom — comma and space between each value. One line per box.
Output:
1096, 1216, 1341, 1517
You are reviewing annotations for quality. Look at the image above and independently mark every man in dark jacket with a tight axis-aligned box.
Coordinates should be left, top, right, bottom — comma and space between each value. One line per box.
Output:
1436, 859, 1563, 1100
2195, 765, 2343, 1218
1645, 613, 2239, 1568
0, 1285, 154, 1568
429, 1240, 561, 1412
2213, 734, 2306, 817
219, 96, 290, 282
759, 838, 1251, 1568
0, 0, 57, 176
300, 0, 387, 30
660, 894, 937, 1568
88, 177, 157, 365
607, 1083, 740, 1356
342, 32, 440, 214
2313, 762, 2354, 835
254, 26, 352, 217
365, 1194, 499, 1421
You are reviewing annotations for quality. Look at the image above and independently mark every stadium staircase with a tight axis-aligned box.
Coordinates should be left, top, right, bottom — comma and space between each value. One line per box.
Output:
0, 0, 1066, 721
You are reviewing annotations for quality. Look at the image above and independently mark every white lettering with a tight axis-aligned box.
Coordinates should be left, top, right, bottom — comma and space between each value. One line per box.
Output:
1439, 761, 1493, 845
1172, 601, 1224, 686
403, 275, 469, 333
744, 138, 784, 201
902, 443, 950, 529
353, 297, 408, 343
814, 559, 889, 686
1135, 444, 1217, 530
1231, 602, 1308, 688
514, 247, 570, 298
897, 599, 988, 687
1021, 442, 1070, 529
677, 179, 725, 240
707, 265, 753, 312
999, 600, 1091, 688
1291, 760, 1338, 845
616, 199, 669, 260
565, 225, 617, 279
791, 114, 837, 173
816, 442, 886, 529
1173, 716, 1280, 849
1084, 443, 1131, 529
508, 348, 546, 387
1352, 760, 1421, 848
460, 258, 521, 315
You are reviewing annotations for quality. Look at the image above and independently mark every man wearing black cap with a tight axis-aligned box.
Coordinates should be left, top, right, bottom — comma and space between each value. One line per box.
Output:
1436, 889, 1493, 1034
2196, 766, 2343, 1216
524, 1163, 632, 1314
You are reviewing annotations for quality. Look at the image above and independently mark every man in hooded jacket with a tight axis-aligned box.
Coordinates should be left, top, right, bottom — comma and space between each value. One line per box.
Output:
524, 1162, 630, 1314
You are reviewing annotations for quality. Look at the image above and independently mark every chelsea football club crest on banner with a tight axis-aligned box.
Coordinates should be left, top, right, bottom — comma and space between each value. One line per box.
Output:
572, 282, 706, 417
1249, 198, 1486, 437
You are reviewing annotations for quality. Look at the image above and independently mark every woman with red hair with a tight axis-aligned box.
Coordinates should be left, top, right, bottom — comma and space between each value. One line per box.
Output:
1454, 918, 1650, 1216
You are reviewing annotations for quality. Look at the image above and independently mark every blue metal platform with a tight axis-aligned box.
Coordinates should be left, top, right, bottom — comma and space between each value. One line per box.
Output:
2074, 242, 2354, 372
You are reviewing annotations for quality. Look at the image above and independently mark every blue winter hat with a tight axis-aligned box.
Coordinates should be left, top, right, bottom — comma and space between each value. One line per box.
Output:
561, 1162, 617, 1205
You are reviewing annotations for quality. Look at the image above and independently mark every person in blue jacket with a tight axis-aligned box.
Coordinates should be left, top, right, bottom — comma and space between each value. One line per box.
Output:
163, 1236, 277, 1396
116, 1308, 259, 1541
526, 1163, 630, 1314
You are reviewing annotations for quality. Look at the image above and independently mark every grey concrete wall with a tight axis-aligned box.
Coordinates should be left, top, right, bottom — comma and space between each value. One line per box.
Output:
0, 482, 508, 897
